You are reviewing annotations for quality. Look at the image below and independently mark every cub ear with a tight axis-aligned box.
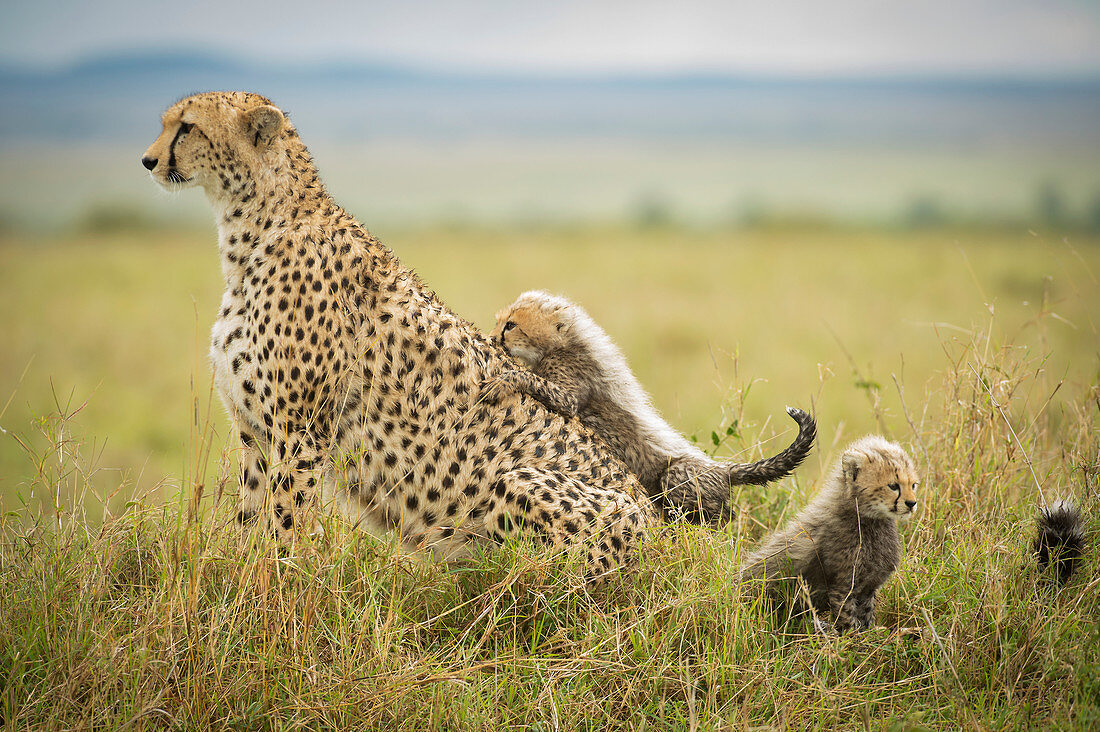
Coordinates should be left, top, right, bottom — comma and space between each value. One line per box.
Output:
243, 104, 285, 148
842, 450, 869, 484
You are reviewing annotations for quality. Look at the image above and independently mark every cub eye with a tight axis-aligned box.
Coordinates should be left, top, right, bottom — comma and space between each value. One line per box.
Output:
888, 482, 901, 492
502, 321, 516, 333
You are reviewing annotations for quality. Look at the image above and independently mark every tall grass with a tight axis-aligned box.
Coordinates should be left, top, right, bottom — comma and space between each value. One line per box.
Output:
3, 226, 1098, 521
1, 304, 1096, 730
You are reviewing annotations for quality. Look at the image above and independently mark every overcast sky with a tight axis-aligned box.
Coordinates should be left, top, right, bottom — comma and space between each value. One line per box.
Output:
3, 0, 1100, 76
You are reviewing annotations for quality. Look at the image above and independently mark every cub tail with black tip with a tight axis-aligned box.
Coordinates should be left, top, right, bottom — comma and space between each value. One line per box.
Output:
1034, 499, 1086, 584
725, 407, 817, 486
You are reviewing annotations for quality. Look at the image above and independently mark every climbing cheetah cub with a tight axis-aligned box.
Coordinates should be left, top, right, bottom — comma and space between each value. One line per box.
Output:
740, 435, 919, 632
490, 290, 816, 523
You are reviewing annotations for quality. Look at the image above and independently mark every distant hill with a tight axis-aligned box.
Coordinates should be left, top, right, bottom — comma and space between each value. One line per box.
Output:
2, 51, 1099, 146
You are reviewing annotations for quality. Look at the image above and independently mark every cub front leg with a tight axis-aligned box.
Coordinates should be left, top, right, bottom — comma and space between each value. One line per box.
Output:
828, 586, 877, 632
492, 369, 580, 417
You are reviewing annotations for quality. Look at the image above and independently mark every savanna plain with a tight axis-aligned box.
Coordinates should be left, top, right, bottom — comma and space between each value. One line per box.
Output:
0, 224, 1097, 729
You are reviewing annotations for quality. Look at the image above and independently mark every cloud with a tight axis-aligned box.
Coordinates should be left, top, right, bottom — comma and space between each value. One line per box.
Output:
3, 0, 1099, 74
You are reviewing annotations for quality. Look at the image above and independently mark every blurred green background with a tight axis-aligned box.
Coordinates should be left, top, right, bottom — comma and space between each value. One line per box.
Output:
2, 1, 1099, 517
2, 225, 1096, 518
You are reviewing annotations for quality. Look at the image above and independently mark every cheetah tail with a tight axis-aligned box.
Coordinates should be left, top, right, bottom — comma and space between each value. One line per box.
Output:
1035, 499, 1086, 585
724, 407, 817, 487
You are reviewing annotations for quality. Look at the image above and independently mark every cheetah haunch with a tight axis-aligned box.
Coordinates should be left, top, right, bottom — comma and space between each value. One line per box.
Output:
142, 92, 656, 579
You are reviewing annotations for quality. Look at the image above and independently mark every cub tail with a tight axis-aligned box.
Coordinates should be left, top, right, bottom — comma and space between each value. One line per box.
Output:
1034, 499, 1086, 584
725, 407, 817, 486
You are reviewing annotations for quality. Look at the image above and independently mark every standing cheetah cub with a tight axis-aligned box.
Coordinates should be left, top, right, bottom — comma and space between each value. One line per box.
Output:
489, 290, 816, 523
740, 435, 919, 632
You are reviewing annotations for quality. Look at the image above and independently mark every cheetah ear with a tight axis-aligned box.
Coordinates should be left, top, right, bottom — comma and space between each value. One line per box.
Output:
243, 105, 285, 148
842, 451, 869, 485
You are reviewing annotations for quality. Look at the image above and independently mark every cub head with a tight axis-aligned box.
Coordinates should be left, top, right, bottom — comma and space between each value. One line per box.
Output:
490, 290, 574, 366
141, 92, 289, 196
840, 435, 920, 521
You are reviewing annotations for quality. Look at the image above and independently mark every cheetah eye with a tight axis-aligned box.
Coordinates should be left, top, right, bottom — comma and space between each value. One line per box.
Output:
888, 482, 901, 492
502, 321, 516, 333
179, 121, 194, 136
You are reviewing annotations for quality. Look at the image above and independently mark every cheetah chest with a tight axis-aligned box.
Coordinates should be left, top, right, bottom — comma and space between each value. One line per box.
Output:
210, 289, 264, 431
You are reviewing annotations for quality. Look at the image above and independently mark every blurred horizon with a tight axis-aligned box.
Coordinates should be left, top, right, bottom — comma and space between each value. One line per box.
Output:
2, 49, 1100, 232
1, 1, 1099, 231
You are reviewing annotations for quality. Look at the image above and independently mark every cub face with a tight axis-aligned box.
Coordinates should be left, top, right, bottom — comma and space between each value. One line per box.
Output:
141, 92, 286, 194
491, 291, 570, 367
841, 437, 920, 521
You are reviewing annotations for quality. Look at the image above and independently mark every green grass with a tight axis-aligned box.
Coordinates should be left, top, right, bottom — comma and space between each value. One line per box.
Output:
1, 226, 1097, 515
0, 225, 1098, 729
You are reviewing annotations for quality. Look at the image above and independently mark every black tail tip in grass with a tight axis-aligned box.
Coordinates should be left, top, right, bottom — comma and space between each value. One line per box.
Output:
1034, 499, 1086, 584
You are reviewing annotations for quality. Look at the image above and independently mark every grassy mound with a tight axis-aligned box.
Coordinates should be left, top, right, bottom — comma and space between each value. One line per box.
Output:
1, 316, 1096, 730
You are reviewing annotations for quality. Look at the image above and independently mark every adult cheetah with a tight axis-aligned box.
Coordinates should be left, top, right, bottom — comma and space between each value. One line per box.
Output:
142, 92, 658, 579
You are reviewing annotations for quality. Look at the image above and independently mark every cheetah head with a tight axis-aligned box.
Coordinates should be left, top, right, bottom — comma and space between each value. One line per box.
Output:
141, 92, 289, 196
491, 290, 574, 367
841, 435, 920, 521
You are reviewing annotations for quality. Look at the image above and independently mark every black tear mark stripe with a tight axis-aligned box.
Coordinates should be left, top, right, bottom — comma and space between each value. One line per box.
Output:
167, 122, 190, 170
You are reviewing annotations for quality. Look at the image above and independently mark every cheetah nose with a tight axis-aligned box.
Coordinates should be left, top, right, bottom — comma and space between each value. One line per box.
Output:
141, 156, 158, 171
905, 500, 917, 510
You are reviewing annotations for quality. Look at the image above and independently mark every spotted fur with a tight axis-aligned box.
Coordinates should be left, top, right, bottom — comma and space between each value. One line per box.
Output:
142, 92, 657, 581
490, 290, 816, 523
740, 435, 919, 632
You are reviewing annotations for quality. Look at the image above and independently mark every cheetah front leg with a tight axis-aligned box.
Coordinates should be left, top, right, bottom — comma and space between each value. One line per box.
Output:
235, 427, 270, 530
491, 369, 580, 417
480, 467, 654, 584
235, 426, 322, 545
